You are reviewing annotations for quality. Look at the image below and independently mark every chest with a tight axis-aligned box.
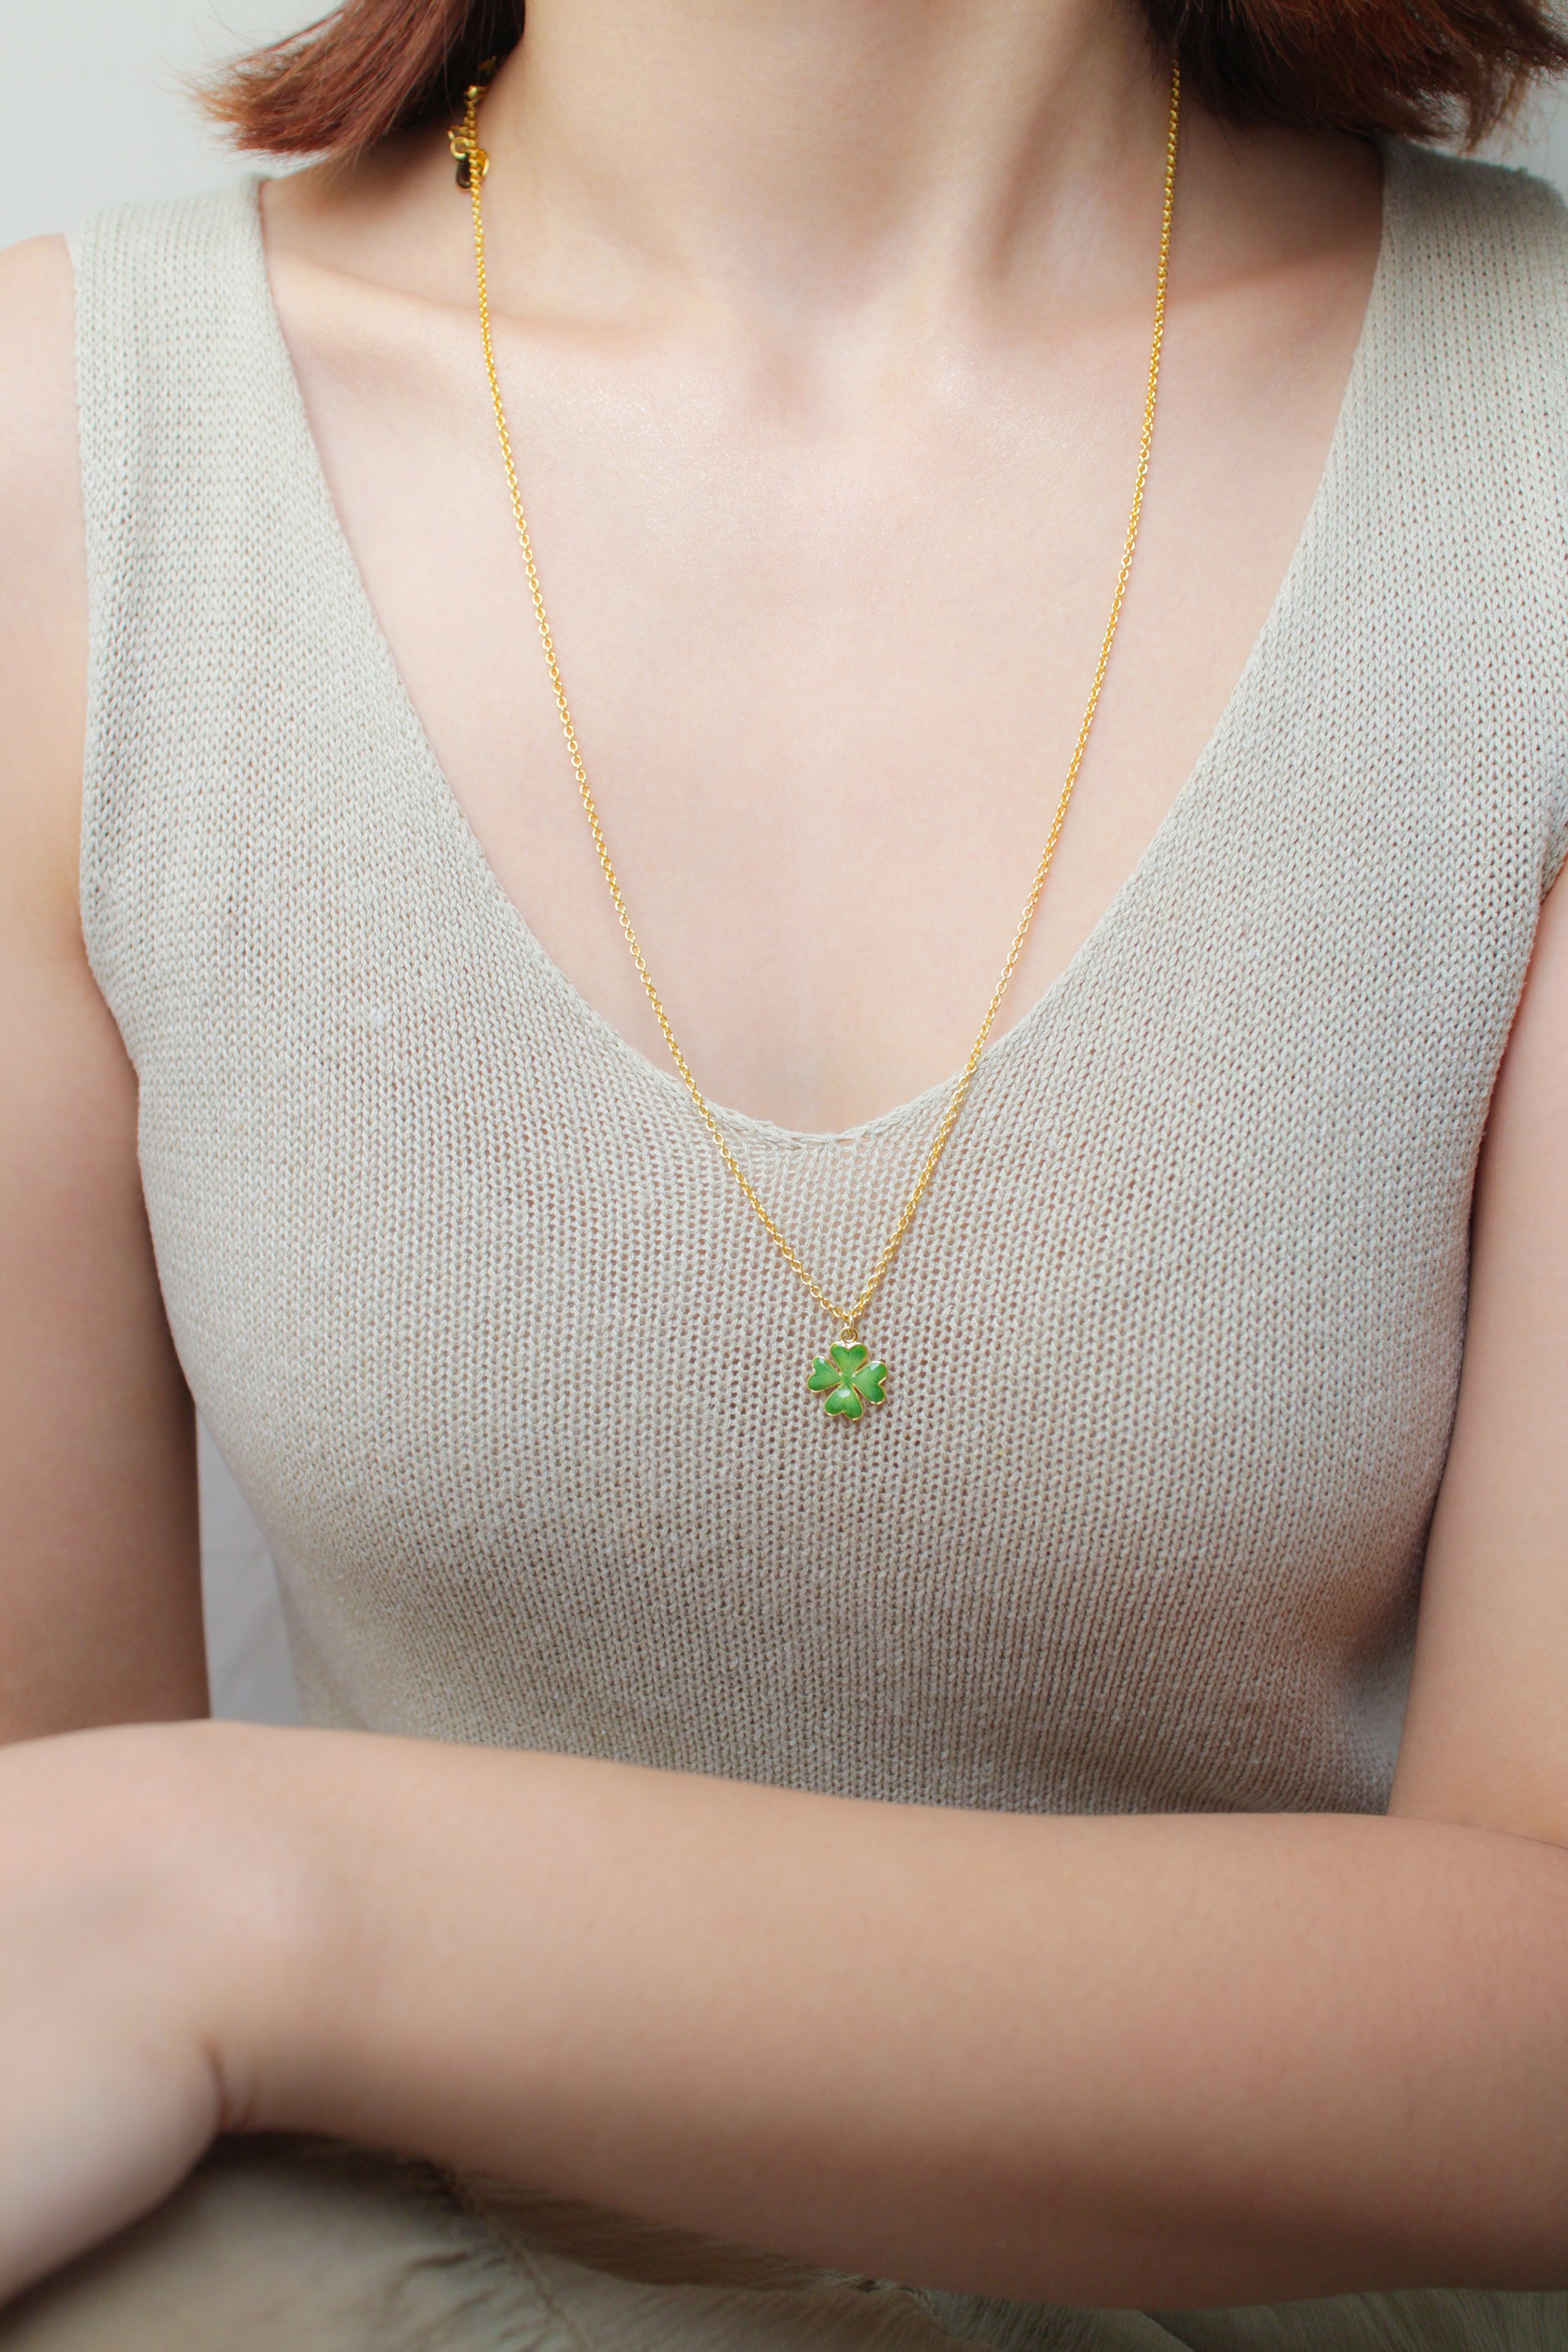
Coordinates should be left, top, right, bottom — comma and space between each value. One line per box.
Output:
140, 670, 1505, 1808
267, 224, 1374, 1133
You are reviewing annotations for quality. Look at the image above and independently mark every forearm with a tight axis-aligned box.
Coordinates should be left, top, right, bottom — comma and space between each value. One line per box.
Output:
223, 1725, 1568, 2307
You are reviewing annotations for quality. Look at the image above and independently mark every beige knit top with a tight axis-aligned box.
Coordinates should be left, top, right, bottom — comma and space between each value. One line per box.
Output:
76, 147, 1568, 1822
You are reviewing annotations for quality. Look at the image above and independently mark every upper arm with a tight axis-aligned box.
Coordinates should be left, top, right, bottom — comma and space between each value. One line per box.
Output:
0, 234, 207, 1741
1392, 860, 1568, 1843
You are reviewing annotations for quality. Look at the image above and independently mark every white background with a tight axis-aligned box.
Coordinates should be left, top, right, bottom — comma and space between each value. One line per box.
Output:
4, 6, 1567, 1724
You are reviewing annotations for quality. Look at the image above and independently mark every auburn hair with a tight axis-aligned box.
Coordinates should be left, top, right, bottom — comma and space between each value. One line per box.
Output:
205, 0, 1568, 158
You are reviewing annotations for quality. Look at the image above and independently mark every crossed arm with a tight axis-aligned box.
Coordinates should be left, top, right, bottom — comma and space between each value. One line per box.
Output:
4, 227, 1568, 2313
2, 862, 1566, 2315
6, 1725, 1568, 2313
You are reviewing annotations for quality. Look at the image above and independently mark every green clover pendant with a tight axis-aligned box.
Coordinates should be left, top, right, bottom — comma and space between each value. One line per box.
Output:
806, 1339, 889, 1423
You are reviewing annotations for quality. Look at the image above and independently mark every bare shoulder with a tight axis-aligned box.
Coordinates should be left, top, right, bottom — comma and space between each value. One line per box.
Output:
0, 234, 207, 1742
0, 234, 80, 546
0, 231, 85, 942
1393, 864, 1568, 1843
0, 229, 75, 392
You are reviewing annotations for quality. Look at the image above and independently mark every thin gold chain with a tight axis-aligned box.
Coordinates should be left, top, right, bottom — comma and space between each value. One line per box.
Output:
456, 69, 1180, 1341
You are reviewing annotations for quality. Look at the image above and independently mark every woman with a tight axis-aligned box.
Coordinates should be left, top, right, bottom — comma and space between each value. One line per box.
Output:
2, 0, 1567, 2341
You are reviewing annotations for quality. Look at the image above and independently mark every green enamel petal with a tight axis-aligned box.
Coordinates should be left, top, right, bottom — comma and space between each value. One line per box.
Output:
807, 1358, 840, 1393
822, 1382, 863, 1419
850, 1359, 887, 1405
829, 1341, 869, 1376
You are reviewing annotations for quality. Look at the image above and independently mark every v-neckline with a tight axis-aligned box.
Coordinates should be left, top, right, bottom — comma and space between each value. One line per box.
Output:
243, 153, 1394, 1153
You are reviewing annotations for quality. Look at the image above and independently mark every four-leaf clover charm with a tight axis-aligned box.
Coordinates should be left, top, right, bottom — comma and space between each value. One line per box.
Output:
807, 1341, 889, 1421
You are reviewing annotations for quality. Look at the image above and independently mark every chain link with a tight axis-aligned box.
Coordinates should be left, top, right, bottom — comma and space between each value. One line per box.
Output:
458, 69, 1180, 1339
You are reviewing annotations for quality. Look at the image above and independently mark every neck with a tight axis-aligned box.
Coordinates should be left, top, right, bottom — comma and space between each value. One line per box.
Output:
480, 0, 1171, 325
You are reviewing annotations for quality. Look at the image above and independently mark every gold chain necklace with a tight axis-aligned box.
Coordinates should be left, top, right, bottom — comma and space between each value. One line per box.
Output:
452, 67, 1180, 1423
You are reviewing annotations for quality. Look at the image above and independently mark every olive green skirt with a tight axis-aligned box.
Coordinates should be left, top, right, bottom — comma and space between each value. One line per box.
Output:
2, 2139, 1563, 2352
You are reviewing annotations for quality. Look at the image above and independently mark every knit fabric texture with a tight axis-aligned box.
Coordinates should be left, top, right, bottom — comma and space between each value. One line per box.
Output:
74, 147, 1568, 1823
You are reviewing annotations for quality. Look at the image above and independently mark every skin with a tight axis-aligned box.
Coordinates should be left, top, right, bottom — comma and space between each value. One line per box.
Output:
2, 0, 1566, 2310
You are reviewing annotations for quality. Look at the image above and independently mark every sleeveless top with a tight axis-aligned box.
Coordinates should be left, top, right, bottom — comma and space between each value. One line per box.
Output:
75, 148, 1568, 1823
